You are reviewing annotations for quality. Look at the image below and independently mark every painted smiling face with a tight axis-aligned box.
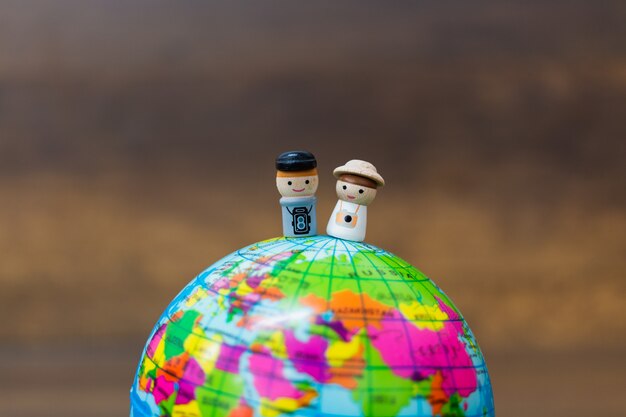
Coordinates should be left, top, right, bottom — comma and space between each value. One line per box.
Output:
276, 170, 319, 198
336, 174, 377, 206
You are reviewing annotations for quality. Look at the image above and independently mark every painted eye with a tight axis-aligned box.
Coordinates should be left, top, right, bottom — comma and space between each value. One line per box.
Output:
288, 181, 292, 185
305, 180, 310, 184
359, 189, 364, 194
342, 185, 347, 190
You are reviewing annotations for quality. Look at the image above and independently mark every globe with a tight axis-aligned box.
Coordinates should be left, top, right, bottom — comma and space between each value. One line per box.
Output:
130, 235, 495, 417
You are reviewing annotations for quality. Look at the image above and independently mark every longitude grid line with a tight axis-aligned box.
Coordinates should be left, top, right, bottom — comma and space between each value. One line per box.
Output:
209, 238, 326, 417
262, 237, 336, 416
236, 242, 420, 282
161, 238, 300, 345
333, 239, 377, 416
283, 237, 336, 311
195, 236, 288, 285
146, 241, 383, 413
153, 238, 296, 415
375, 252, 462, 393
446, 310, 492, 413
219, 237, 328, 417
235, 238, 299, 267
375, 252, 493, 414
343, 240, 425, 416
208, 279, 261, 417
318, 238, 352, 416
234, 237, 327, 269
207, 238, 294, 417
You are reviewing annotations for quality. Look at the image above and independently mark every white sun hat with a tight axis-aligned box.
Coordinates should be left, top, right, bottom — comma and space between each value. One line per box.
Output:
333, 159, 385, 187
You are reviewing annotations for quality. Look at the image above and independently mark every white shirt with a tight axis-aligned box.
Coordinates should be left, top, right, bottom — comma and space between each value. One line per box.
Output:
326, 199, 368, 242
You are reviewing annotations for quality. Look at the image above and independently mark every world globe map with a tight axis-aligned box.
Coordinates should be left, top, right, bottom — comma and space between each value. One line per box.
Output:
130, 235, 495, 417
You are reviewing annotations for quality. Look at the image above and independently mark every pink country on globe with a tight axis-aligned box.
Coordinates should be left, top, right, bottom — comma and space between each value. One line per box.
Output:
130, 152, 495, 416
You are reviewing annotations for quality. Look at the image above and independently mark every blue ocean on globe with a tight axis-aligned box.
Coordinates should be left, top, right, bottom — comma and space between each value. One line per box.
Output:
131, 235, 495, 417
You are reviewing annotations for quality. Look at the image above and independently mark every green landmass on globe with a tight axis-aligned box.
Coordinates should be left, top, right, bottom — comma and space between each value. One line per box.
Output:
130, 235, 495, 417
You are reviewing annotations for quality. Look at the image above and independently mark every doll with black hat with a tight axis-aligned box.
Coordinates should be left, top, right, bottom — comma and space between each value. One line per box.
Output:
275, 151, 319, 237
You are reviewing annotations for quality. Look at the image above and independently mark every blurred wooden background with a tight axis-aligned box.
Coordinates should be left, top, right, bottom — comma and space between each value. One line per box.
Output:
1, 0, 625, 415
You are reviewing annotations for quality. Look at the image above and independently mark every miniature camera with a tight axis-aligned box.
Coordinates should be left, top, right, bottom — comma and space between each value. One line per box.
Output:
336, 210, 358, 229
291, 207, 311, 235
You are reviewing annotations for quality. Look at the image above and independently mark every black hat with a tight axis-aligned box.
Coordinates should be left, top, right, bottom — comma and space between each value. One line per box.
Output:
275, 151, 317, 171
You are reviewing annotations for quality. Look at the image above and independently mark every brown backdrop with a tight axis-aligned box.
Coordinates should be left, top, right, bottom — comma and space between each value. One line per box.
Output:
1, 1, 625, 416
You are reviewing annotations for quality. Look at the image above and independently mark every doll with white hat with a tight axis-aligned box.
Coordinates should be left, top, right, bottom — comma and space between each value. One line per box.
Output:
326, 159, 385, 242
